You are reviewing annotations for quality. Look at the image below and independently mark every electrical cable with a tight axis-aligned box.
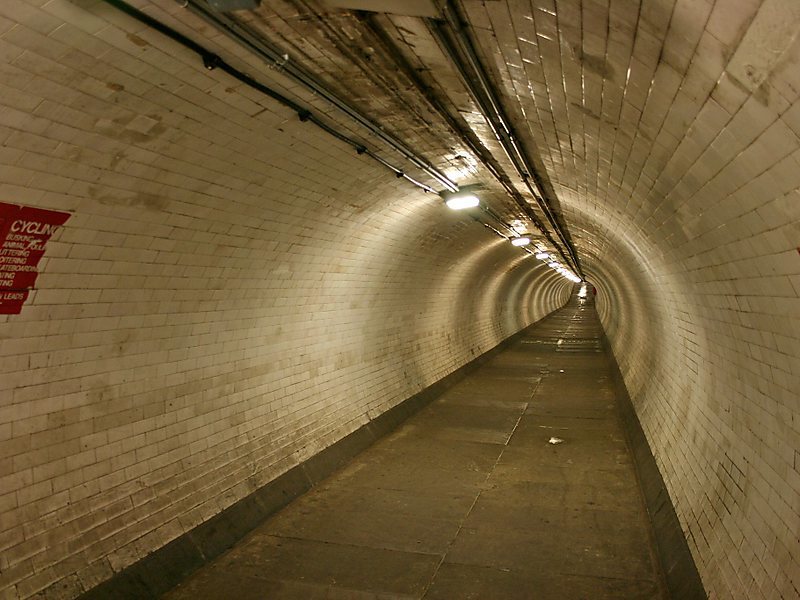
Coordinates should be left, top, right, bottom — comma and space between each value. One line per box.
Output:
101, 0, 438, 194
432, 1, 585, 277
101, 0, 552, 261
183, 0, 459, 193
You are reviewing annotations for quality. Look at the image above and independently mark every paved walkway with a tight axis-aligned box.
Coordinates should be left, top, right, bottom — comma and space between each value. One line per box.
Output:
165, 295, 667, 599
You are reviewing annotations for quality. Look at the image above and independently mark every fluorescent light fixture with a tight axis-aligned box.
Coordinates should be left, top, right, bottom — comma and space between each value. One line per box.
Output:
548, 262, 559, 268
511, 236, 530, 247
535, 252, 549, 260
445, 194, 480, 210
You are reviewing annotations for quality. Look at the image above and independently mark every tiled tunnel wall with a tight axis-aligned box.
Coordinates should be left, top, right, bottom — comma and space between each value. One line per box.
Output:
461, 0, 800, 595
592, 178, 799, 598
571, 3, 800, 595
0, 3, 572, 597
1, 1, 799, 599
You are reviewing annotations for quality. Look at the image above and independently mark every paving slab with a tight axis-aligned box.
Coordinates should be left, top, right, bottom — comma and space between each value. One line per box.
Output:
424, 562, 663, 600
164, 296, 668, 599
173, 535, 438, 598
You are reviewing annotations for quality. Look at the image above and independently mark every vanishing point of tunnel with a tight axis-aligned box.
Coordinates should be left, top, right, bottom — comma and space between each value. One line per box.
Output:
0, 0, 798, 599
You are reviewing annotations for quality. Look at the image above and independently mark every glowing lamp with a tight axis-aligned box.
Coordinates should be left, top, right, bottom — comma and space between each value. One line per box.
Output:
445, 194, 480, 210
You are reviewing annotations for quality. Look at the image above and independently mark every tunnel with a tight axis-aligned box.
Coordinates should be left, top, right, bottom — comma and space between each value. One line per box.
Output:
0, 0, 798, 598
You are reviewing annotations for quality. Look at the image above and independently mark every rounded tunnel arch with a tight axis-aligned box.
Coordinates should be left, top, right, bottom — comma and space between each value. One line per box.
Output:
0, 50, 576, 597
0, 1, 799, 598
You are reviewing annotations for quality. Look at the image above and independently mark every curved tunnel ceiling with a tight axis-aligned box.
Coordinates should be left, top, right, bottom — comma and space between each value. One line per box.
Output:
153, 0, 799, 596
0, 0, 798, 598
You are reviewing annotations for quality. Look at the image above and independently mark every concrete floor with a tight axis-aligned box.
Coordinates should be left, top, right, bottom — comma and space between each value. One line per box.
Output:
164, 297, 667, 599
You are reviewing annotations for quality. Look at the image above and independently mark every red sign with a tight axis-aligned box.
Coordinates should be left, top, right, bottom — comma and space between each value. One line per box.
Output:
0, 202, 71, 314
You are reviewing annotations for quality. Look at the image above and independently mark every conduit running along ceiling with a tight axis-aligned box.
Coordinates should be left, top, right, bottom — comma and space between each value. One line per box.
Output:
165, 0, 585, 278
143, 0, 799, 290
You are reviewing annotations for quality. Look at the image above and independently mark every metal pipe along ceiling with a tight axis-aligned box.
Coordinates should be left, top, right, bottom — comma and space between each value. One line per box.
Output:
184, 0, 460, 194
431, 1, 585, 278
100, 0, 451, 196
103, 0, 577, 271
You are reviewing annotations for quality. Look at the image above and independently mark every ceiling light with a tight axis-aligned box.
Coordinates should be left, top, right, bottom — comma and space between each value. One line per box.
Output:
445, 194, 480, 210
511, 236, 530, 247
535, 252, 549, 260
548, 262, 559, 268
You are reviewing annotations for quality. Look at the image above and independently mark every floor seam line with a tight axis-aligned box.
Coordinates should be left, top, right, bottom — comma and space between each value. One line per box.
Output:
420, 401, 528, 599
